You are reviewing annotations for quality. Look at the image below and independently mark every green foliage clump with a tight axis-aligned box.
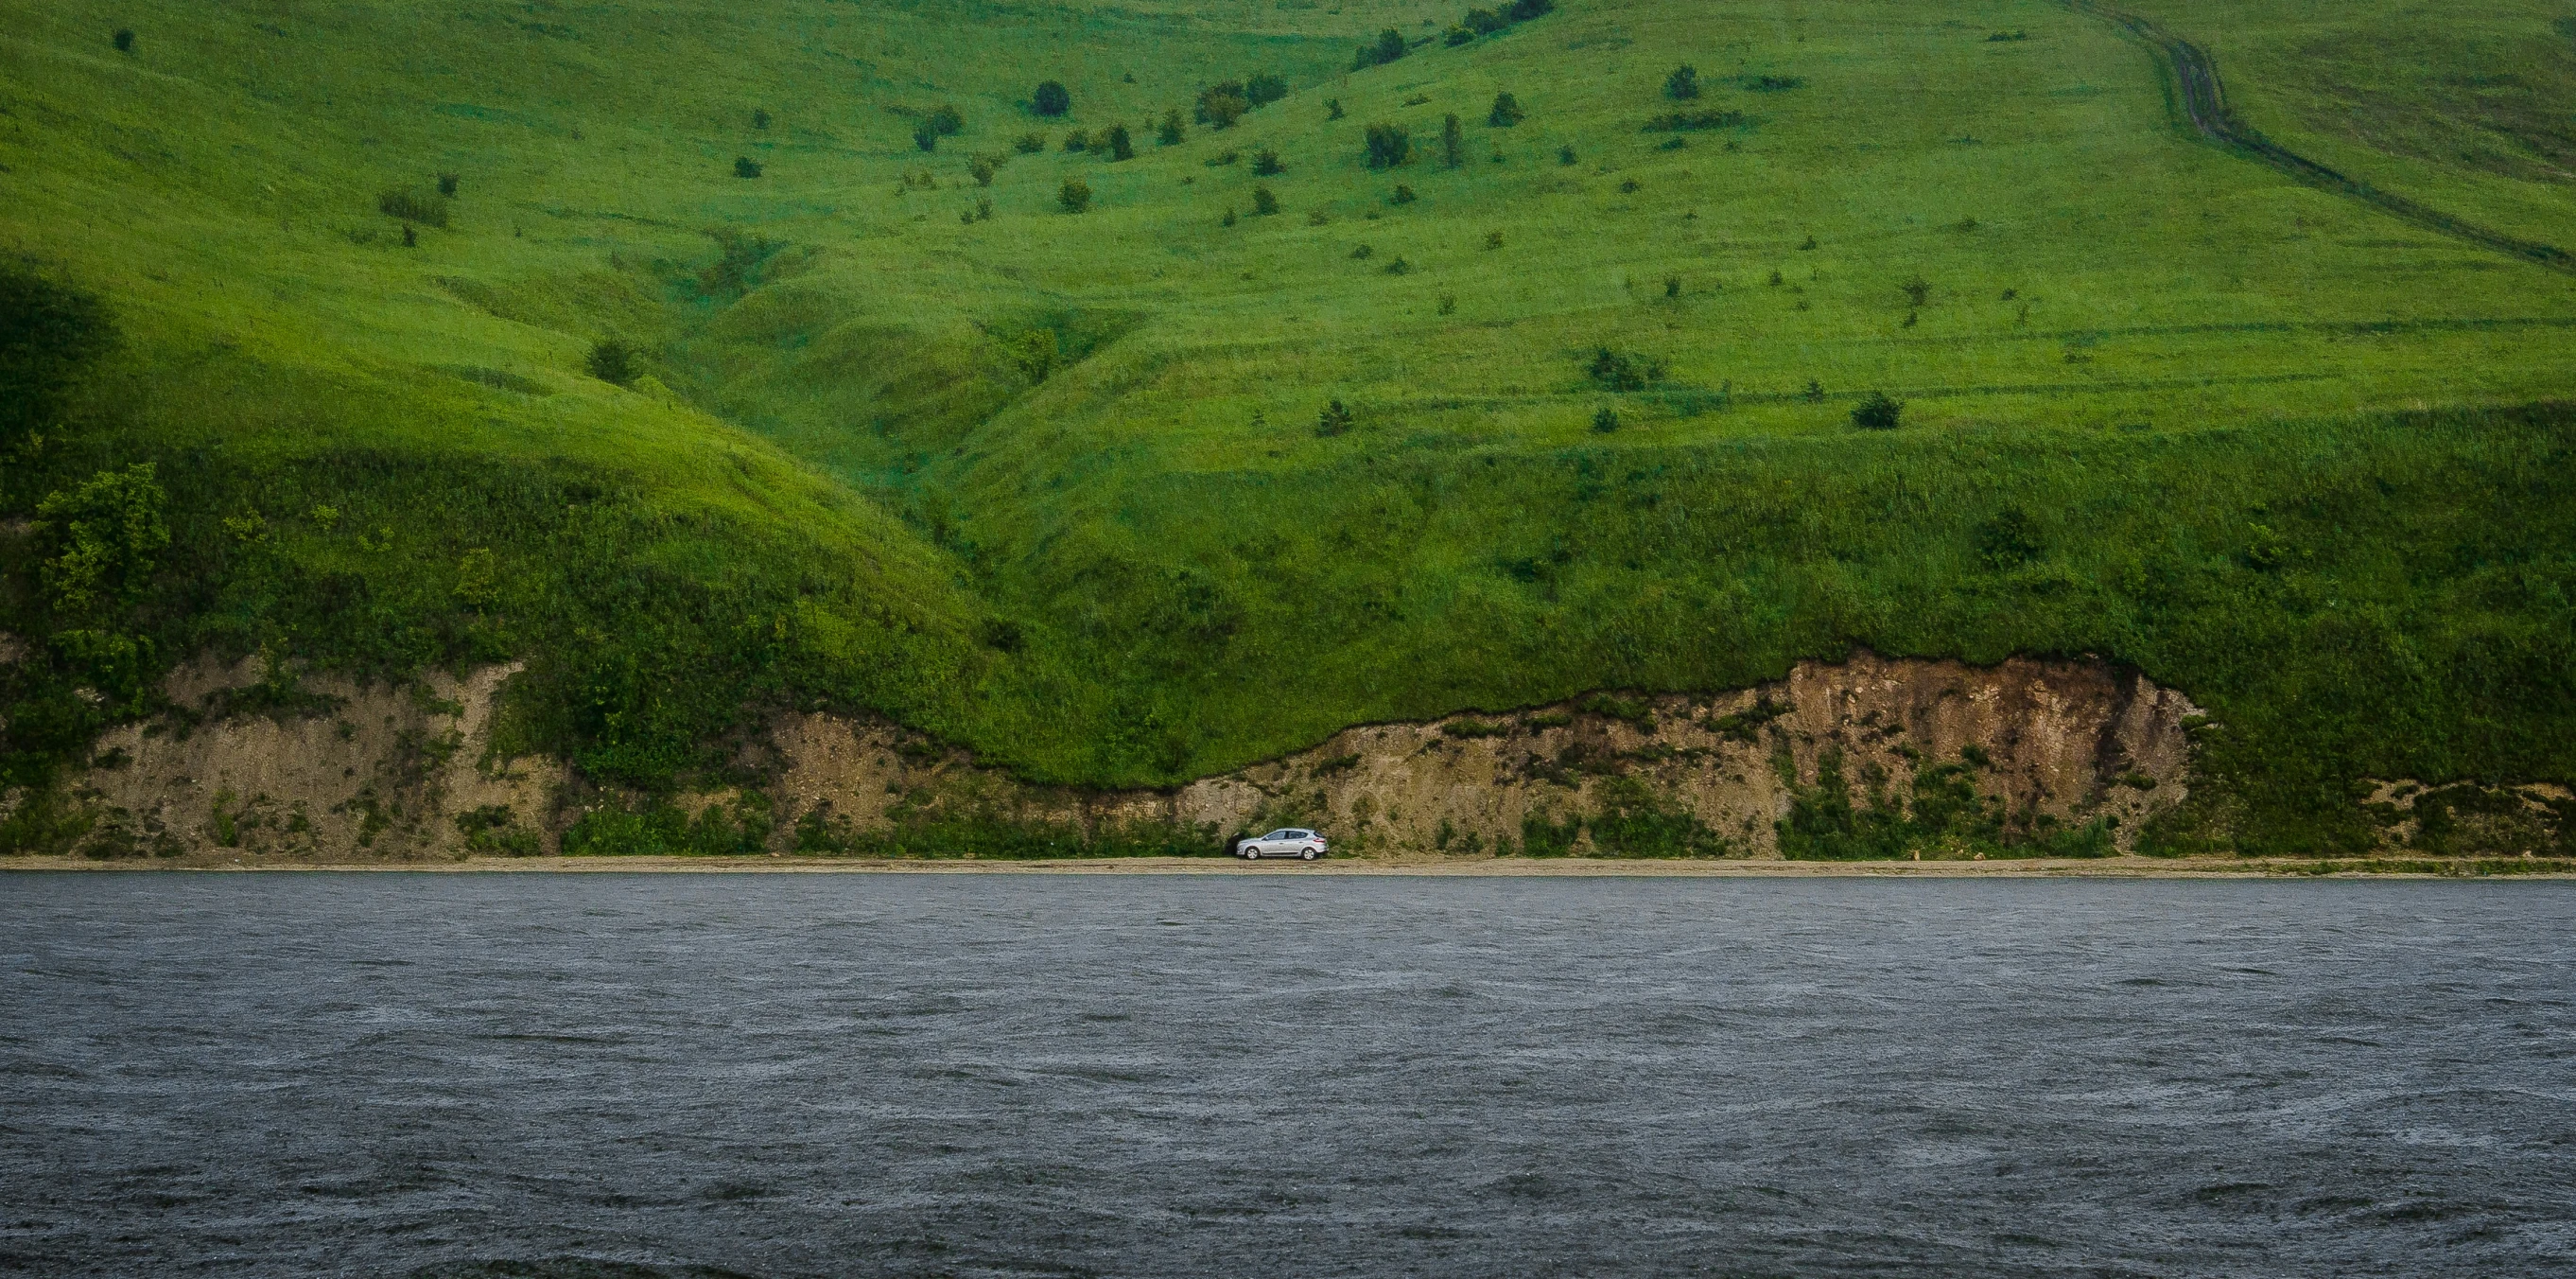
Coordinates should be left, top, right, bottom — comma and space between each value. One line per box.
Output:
914, 125, 938, 152
1973, 508, 2043, 569
967, 152, 1001, 185
1104, 123, 1134, 161
1442, 717, 1506, 738
1441, 114, 1464, 167
1355, 28, 1409, 70
1062, 129, 1089, 152
1592, 405, 1620, 433
1587, 346, 1666, 391
1779, 748, 2112, 860
927, 103, 964, 136
1488, 93, 1525, 127
1251, 184, 1279, 216
1157, 110, 1184, 146
1058, 179, 1092, 213
1244, 73, 1287, 107
1014, 131, 1046, 154
584, 339, 635, 386
1251, 148, 1283, 176
1851, 391, 1903, 430
1325, 97, 1345, 121
454, 804, 541, 855
1666, 64, 1700, 99
1315, 399, 1354, 436
112, 28, 133, 52
564, 791, 775, 855
376, 188, 449, 227
1032, 80, 1070, 116
1365, 123, 1411, 168
1196, 83, 1248, 129
733, 155, 762, 178
1745, 74, 1807, 92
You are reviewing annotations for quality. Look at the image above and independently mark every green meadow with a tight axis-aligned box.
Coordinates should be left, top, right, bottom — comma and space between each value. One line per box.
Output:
4, 0, 2573, 851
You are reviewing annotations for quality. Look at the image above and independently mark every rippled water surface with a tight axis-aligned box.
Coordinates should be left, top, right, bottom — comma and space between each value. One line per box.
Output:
4, 873, 2573, 1278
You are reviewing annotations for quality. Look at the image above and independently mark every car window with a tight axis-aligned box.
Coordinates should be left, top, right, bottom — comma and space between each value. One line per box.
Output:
1262, 830, 1288, 840
1291, 830, 1313, 839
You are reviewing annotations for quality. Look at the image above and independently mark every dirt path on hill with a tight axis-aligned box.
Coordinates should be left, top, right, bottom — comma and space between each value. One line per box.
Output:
2068, 1, 2576, 275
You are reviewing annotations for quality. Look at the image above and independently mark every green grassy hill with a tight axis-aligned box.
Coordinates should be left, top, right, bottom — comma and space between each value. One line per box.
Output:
5, 0, 2574, 852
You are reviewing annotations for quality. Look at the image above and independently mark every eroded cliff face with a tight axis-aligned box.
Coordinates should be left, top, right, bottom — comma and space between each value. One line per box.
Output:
32, 651, 2206, 861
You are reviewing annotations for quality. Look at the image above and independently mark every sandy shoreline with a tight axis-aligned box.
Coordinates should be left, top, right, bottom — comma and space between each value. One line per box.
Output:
6, 854, 2571, 878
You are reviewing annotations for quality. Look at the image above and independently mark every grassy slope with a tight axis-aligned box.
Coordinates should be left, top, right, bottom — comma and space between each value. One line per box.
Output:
3, 0, 2573, 850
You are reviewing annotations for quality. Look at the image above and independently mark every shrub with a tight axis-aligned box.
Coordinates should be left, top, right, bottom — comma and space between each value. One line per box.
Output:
1222, 208, 1237, 227
1057, 178, 1092, 213
1105, 123, 1134, 161
35, 463, 167, 621
585, 339, 635, 386
1437, 293, 1456, 315
732, 155, 762, 178
1014, 131, 1047, 154
1619, 178, 1640, 194
1157, 110, 1184, 146
113, 28, 134, 52
1384, 256, 1411, 274
1987, 29, 2029, 42
1506, 0, 1554, 20
929, 103, 964, 135
1062, 129, 1089, 152
1666, 64, 1700, 99
1326, 97, 1345, 120
1350, 244, 1373, 259
1033, 80, 1070, 116
1974, 508, 2043, 569
1252, 184, 1279, 216
1851, 391, 1902, 429
1356, 28, 1408, 69
1799, 234, 1818, 250
1488, 92, 1525, 126
1464, 7, 1509, 33
1446, 25, 1475, 46
1558, 144, 1575, 165
1245, 72, 1288, 107
1587, 346, 1665, 390
1802, 378, 1824, 401
436, 173, 460, 197
1768, 269, 1784, 286
1744, 74, 1806, 91
1642, 109, 1745, 131
752, 108, 770, 130
1389, 184, 1417, 205
1592, 405, 1620, 432
1252, 148, 1283, 175
377, 188, 450, 226
1442, 114, 1464, 167
1316, 399, 1354, 435
914, 125, 938, 152
1484, 229, 1504, 249
1663, 274, 1681, 298
1364, 122, 1411, 167
968, 153, 1001, 185
974, 196, 993, 220
1902, 274, 1931, 307
401, 223, 416, 248
1197, 82, 1250, 129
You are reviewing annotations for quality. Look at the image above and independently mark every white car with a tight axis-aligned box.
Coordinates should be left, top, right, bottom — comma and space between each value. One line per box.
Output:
1236, 828, 1327, 860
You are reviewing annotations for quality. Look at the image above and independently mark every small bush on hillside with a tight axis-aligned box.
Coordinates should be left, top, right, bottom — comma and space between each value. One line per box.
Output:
929, 104, 965, 135
1659, 136, 1687, 151
1252, 148, 1283, 175
1442, 114, 1464, 167
1464, 6, 1509, 34
1437, 293, 1456, 315
968, 153, 1001, 185
1308, 209, 1331, 225
1350, 244, 1373, 258
1252, 185, 1279, 216
1316, 399, 1354, 435
1488, 92, 1524, 126
1105, 124, 1135, 161
1851, 391, 1902, 429
437, 173, 460, 198
1062, 129, 1089, 152
1798, 234, 1818, 250
1157, 110, 1185, 145
1365, 123, 1411, 168
1663, 274, 1681, 298
1767, 269, 1784, 286
1390, 184, 1417, 204
914, 125, 939, 152
1326, 97, 1345, 120
1245, 72, 1288, 107
1014, 131, 1047, 154
1507, 0, 1555, 20
1619, 178, 1641, 194
1222, 207, 1237, 227
753, 108, 770, 130
1355, 28, 1409, 69
1802, 378, 1824, 401
1587, 346, 1665, 391
1666, 64, 1700, 99
1902, 275, 1931, 307
377, 188, 450, 226
1744, 74, 1806, 92
1384, 256, 1411, 274
1593, 405, 1620, 432
1197, 83, 1249, 129
1033, 80, 1070, 116
402, 223, 417, 247
585, 339, 635, 386
1484, 229, 1504, 249
1058, 179, 1092, 213
113, 28, 134, 51
1446, 24, 1475, 46
733, 155, 763, 178
1987, 29, 2029, 42
1975, 508, 2044, 569
1558, 144, 1576, 164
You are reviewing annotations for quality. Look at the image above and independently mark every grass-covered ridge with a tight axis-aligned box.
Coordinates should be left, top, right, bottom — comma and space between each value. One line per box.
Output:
4, 0, 2574, 853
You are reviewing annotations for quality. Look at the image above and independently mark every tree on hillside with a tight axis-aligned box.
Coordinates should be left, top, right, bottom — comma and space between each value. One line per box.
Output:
733, 156, 762, 178
914, 125, 938, 152
1488, 92, 1524, 126
968, 153, 1001, 185
1506, 0, 1553, 18
1015, 131, 1047, 153
1033, 80, 1070, 116
586, 339, 635, 386
1851, 391, 1903, 430
1105, 123, 1135, 160
1157, 110, 1185, 145
1355, 28, 1408, 69
1252, 148, 1283, 175
1442, 114, 1464, 167
1252, 184, 1279, 216
929, 104, 965, 135
1245, 72, 1288, 107
1196, 82, 1249, 129
1058, 178, 1092, 213
1325, 97, 1345, 120
1665, 64, 1700, 99
35, 463, 167, 622
1464, 7, 1507, 33
1364, 122, 1411, 168
1316, 399, 1354, 436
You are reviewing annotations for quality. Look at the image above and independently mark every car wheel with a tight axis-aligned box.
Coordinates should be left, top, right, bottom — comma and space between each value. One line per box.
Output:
1240, 845, 1260, 860
1299, 847, 1319, 861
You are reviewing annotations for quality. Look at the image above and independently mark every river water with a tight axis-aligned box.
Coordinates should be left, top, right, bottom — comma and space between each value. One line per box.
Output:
2, 873, 2571, 1277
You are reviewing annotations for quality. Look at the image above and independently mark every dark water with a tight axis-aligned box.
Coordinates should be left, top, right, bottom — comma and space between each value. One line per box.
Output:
3, 874, 2573, 1278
